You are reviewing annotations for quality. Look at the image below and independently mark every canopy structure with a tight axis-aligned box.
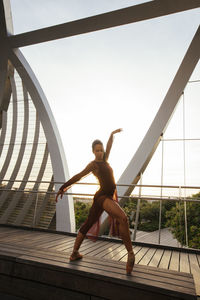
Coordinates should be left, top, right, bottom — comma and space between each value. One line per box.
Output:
0, 0, 199, 233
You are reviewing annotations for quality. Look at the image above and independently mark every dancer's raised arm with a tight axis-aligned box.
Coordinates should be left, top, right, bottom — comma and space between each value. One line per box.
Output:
105, 128, 122, 161
56, 161, 95, 202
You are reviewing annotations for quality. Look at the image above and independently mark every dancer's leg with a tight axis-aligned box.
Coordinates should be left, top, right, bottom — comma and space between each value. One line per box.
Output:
70, 202, 103, 261
70, 231, 86, 261
103, 198, 132, 251
102, 198, 135, 274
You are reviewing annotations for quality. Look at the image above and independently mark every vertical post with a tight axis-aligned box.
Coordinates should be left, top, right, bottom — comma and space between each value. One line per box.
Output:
158, 137, 164, 244
133, 173, 142, 241
182, 92, 188, 247
178, 185, 183, 247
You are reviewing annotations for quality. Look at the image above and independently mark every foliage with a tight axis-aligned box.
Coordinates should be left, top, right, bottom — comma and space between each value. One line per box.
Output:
124, 194, 200, 249
74, 201, 92, 231
123, 198, 137, 227
123, 198, 176, 231
166, 195, 200, 249
74, 192, 200, 249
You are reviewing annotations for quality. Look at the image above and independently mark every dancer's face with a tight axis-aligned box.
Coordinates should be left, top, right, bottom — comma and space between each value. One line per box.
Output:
93, 144, 104, 160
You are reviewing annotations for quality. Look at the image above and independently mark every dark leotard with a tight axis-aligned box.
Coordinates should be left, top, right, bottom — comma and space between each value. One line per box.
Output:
59, 156, 120, 241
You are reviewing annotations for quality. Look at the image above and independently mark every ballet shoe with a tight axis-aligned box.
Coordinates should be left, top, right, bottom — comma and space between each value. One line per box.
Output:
126, 251, 135, 275
70, 251, 83, 261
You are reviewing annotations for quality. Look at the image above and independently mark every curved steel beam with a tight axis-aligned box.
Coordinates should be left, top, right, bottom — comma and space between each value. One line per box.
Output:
0, 1, 9, 111
1, 111, 40, 223
7, 48, 75, 232
0, 0, 13, 110
15, 143, 49, 225
0, 110, 7, 157
0, 74, 29, 214
0, 77, 18, 183
8, 0, 200, 48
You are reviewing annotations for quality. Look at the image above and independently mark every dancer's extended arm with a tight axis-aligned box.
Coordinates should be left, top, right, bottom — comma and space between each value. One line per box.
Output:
105, 128, 122, 161
56, 162, 95, 202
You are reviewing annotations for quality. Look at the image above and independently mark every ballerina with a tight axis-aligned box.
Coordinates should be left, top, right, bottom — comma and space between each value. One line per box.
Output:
56, 129, 135, 275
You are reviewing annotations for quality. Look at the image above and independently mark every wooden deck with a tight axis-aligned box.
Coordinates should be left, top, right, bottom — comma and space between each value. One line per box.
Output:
0, 225, 199, 299
133, 228, 180, 247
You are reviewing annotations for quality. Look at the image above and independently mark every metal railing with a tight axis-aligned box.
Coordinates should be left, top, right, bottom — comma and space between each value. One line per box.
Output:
0, 179, 200, 249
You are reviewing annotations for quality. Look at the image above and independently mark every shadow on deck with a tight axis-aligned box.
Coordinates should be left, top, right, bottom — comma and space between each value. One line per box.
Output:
0, 225, 198, 300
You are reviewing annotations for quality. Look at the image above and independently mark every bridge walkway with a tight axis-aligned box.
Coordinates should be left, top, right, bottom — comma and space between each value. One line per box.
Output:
0, 225, 199, 299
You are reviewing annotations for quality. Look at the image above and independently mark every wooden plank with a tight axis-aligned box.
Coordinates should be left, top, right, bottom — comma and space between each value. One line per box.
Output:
159, 250, 172, 269
119, 246, 142, 262
0, 230, 56, 242
0, 241, 190, 283
79, 239, 107, 251
0, 227, 19, 235
34, 236, 74, 249
16, 234, 71, 247
24, 250, 195, 284
0, 244, 197, 299
103, 243, 125, 260
53, 238, 102, 254
0, 243, 194, 281
148, 249, 164, 267
91, 297, 107, 300
138, 248, 157, 266
132, 247, 149, 264
50, 238, 76, 251
1, 232, 68, 249
0, 291, 28, 300
0, 230, 33, 242
0, 244, 38, 258
95, 242, 121, 258
180, 252, 190, 273
189, 254, 200, 296
0, 241, 78, 258
0, 247, 194, 298
53, 238, 104, 253
111, 244, 134, 261
169, 251, 180, 272
0, 226, 199, 298
0, 273, 90, 300
22, 236, 74, 248
11, 254, 196, 297
81, 241, 112, 256
18, 231, 70, 241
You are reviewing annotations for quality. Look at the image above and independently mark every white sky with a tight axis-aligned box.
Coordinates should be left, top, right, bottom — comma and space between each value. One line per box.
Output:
10, 1, 200, 196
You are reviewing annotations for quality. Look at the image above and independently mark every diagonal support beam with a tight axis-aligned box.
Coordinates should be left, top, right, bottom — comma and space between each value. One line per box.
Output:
99, 25, 200, 233
117, 25, 200, 196
8, 0, 200, 48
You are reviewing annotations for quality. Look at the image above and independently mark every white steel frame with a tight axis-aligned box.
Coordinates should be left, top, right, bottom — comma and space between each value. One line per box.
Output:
0, 0, 199, 233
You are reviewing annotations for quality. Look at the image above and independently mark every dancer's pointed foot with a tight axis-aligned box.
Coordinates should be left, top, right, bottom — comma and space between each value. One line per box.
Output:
70, 250, 83, 261
126, 251, 135, 275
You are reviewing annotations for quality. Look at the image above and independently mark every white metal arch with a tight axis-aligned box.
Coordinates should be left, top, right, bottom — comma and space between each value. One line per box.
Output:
0, 0, 75, 232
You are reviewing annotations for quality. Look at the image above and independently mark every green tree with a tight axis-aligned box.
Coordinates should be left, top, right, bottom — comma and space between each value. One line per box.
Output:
123, 198, 176, 232
166, 194, 200, 249
123, 198, 137, 228
74, 201, 92, 231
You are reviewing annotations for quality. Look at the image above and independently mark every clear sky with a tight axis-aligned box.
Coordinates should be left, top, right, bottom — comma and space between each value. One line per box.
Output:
10, 1, 200, 197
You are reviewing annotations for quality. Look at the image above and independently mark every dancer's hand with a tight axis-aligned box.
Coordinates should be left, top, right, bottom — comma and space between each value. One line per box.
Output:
55, 189, 65, 202
112, 128, 123, 135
